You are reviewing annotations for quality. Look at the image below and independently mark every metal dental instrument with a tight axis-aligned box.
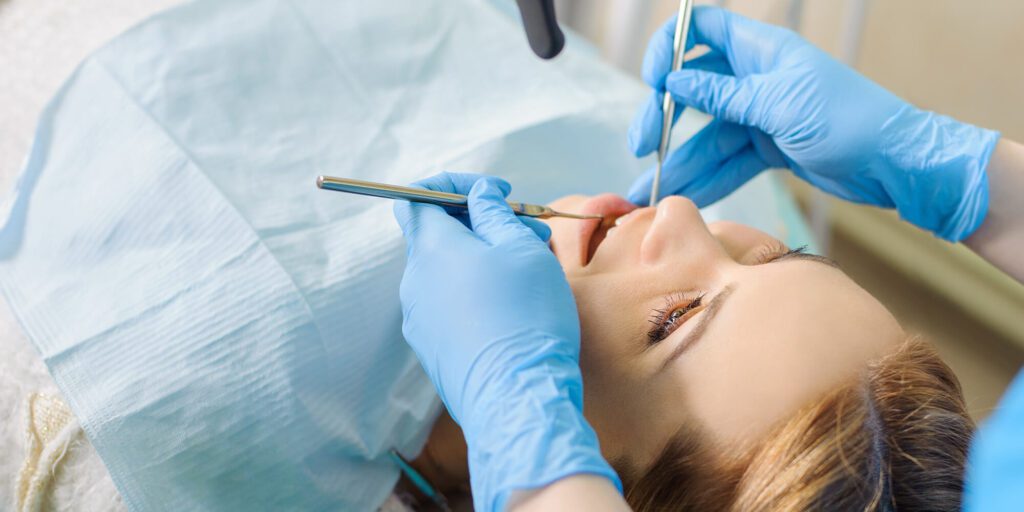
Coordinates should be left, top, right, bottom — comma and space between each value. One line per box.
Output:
316, 175, 603, 220
651, 0, 694, 207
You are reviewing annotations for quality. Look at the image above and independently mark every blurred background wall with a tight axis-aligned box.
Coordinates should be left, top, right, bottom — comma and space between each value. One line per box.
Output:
554, 0, 1024, 420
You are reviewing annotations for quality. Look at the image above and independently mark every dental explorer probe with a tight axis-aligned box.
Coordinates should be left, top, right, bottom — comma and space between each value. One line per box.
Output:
316, 175, 603, 220
651, 0, 694, 207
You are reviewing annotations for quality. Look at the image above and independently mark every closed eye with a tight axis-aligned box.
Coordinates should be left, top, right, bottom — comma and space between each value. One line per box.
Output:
754, 244, 805, 264
762, 245, 841, 268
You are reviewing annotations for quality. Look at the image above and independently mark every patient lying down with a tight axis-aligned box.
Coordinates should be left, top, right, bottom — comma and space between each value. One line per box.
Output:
402, 193, 973, 511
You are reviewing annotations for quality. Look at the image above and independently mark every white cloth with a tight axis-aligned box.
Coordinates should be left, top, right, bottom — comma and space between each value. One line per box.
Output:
16, 393, 80, 512
0, 0, 813, 510
1, 0, 177, 507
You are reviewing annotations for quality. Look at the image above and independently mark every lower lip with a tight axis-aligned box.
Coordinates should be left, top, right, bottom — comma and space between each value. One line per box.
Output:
577, 195, 637, 264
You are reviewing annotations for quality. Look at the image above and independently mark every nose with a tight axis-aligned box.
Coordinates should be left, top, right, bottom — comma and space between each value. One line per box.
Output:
639, 196, 725, 266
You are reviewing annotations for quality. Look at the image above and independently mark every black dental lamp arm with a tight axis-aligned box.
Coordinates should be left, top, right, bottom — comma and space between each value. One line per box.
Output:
514, 0, 565, 59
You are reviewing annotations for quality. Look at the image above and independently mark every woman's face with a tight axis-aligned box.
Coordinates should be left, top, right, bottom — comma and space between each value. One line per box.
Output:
541, 194, 903, 470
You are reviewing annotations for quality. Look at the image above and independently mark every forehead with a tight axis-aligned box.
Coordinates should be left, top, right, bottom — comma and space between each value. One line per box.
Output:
667, 260, 903, 442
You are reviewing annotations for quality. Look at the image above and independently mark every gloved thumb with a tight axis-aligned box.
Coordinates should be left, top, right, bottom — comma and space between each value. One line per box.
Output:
666, 70, 767, 130
467, 178, 551, 246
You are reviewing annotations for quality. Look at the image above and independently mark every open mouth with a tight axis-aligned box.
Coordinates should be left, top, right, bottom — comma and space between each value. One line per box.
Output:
577, 195, 638, 265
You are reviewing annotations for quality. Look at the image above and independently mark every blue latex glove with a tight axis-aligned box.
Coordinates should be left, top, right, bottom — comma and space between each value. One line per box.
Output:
627, 6, 1000, 242
393, 172, 621, 512
964, 369, 1024, 510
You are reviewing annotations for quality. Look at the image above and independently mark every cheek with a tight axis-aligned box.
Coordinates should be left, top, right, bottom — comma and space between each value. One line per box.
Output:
572, 277, 646, 376
578, 326, 654, 464
572, 278, 651, 436
576, 297, 631, 380
673, 268, 902, 443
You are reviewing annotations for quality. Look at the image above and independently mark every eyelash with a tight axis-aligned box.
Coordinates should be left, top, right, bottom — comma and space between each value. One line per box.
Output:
754, 244, 808, 264
645, 245, 810, 345
647, 292, 705, 344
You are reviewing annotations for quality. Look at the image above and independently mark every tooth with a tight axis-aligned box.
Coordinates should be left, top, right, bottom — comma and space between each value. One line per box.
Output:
614, 216, 626, 226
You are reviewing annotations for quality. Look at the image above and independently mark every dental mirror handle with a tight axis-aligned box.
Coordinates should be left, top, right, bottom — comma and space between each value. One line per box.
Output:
653, 0, 694, 206
316, 175, 600, 220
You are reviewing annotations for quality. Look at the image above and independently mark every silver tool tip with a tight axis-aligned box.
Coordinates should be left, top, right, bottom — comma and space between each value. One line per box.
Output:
315, 175, 325, 189
559, 212, 604, 220
649, 159, 662, 207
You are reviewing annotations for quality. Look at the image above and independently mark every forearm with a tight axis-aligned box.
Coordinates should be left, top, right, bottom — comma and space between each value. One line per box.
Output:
509, 475, 632, 512
966, 138, 1024, 282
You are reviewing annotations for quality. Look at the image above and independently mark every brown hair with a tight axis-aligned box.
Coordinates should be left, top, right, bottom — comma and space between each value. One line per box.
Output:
617, 337, 974, 511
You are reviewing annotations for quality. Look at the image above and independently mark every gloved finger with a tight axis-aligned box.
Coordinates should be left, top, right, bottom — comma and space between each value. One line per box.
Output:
747, 127, 790, 168
686, 50, 733, 76
518, 216, 552, 243
414, 174, 549, 241
643, 17, 736, 90
407, 172, 512, 229
393, 198, 474, 255
467, 178, 545, 247
676, 145, 768, 207
628, 51, 733, 158
627, 119, 751, 205
641, 12, 702, 89
411, 171, 509, 197
688, 6, 789, 69
666, 70, 768, 130
627, 91, 683, 158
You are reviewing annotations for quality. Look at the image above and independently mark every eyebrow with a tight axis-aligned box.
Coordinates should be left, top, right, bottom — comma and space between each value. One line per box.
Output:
772, 250, 841, 269
660, 283, 735, 371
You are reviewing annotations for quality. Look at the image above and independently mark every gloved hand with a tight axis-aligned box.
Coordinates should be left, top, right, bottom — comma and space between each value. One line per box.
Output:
393, 172, 620, 512
627, 6, 1000, 242
964, 369, 1024, 511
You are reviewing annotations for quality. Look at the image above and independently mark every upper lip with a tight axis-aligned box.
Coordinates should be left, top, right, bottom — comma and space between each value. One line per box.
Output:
576, 195, 638, 265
